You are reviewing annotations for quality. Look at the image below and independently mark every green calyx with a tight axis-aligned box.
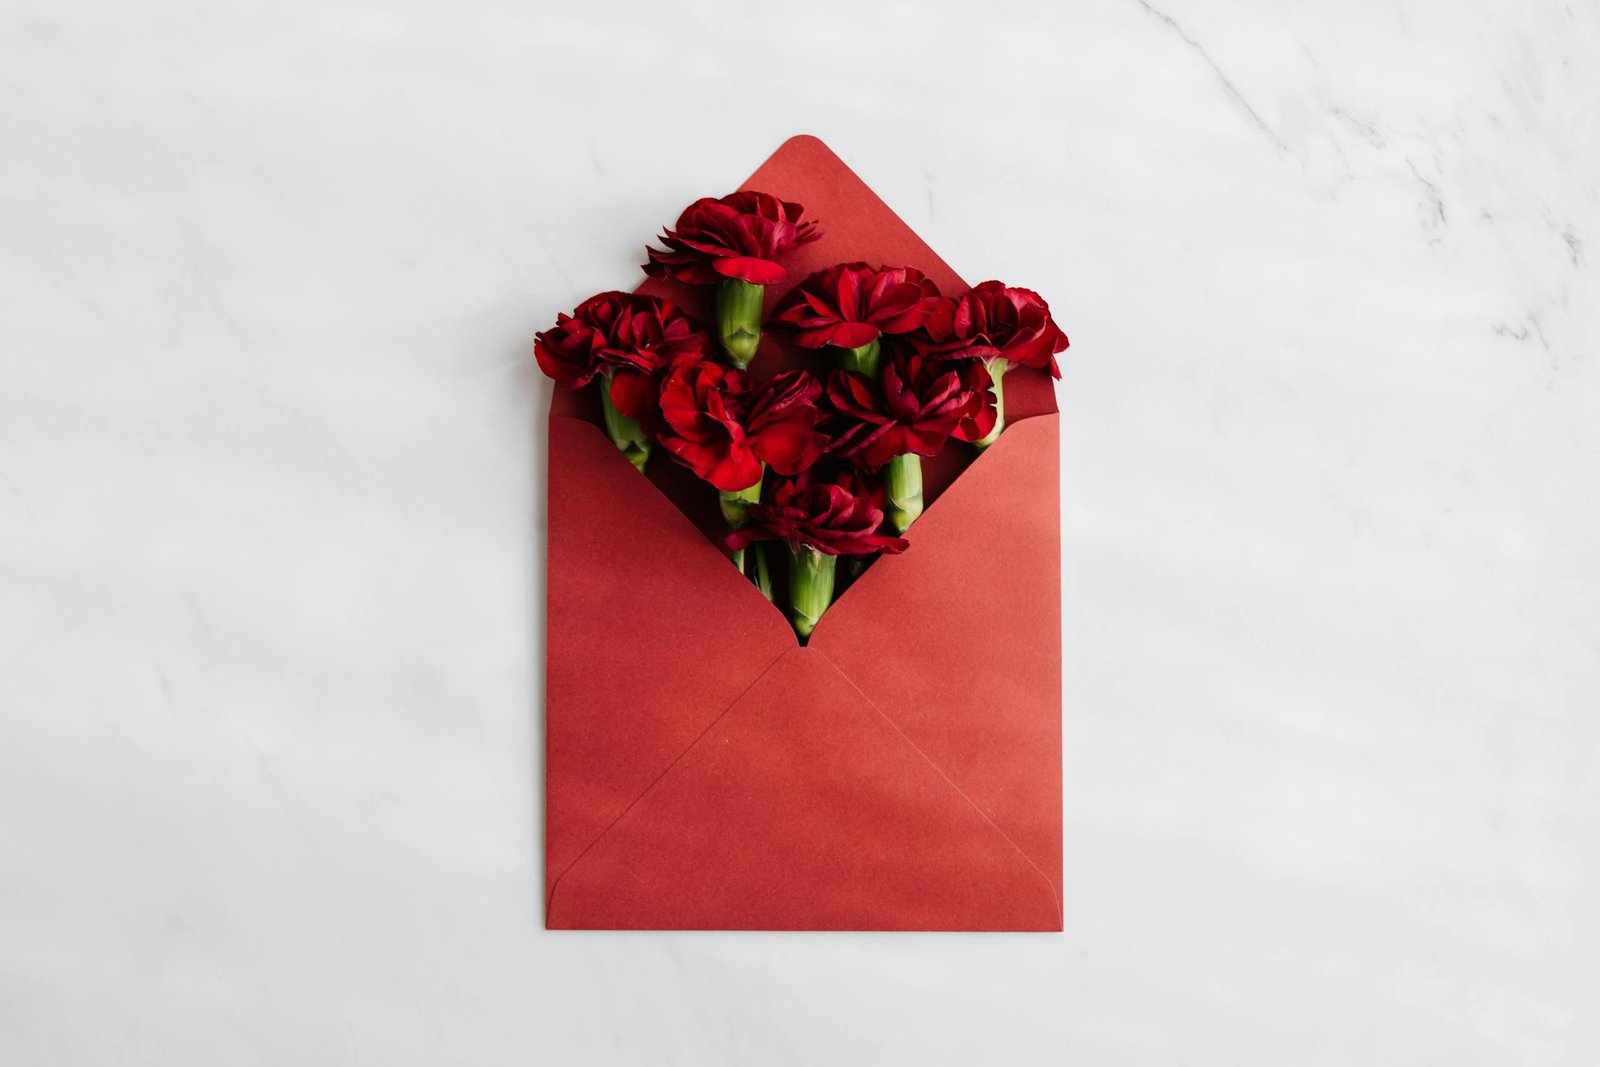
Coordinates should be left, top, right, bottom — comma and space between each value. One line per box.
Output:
788, 546, 836, 640
974, 357, 1009, 450
718, 471, 764, 530
885, 452, 924, 533
600, 382, 650, 473
716, 279, 765, 369
835, 336, 881, 378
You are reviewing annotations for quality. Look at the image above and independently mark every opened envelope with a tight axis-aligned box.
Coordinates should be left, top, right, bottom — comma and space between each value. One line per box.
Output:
542, 136, 1062, 931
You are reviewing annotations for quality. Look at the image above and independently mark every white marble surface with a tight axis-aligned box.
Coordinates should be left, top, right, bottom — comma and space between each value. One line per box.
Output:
3, 0, 1597, 1062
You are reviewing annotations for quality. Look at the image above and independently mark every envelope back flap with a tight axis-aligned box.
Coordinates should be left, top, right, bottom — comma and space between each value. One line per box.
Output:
546, 646, 1061, 930
544, 415, 794, 901
809, 414, 1062, 902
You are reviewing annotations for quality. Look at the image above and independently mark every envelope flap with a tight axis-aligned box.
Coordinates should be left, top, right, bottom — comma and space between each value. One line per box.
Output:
544, 414, 794, 901
546, 646, 1061, 930
809, 413, 1062, 901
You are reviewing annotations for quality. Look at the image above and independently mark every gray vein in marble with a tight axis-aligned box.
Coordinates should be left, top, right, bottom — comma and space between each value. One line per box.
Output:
1132, 0, 1289, 152
1407, 159, 1448, 237
1492, 316, 1552, 350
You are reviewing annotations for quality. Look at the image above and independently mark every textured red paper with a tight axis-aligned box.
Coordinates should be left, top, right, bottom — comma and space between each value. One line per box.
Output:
544, 136, 1062, 931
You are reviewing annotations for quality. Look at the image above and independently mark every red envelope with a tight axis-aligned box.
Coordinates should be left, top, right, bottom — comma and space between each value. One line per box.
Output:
544, 136, 1061, 931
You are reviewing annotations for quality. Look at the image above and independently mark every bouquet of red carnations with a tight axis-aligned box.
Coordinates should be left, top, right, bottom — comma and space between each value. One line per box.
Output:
541, 137, 1068, 933
535, 191, 1068, 640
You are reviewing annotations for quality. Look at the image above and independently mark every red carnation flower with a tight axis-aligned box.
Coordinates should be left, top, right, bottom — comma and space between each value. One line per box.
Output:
820, 464, 886, 515
643, 191, 822, 286
533, 291, 632, 390
727, 472, 909, 557
826, 350, 996, 470
655, 362, 828, 492
772, 263, 942, 349
534, 292, 711, 414
916, 281, 1069, 378
599, 299, 713, 419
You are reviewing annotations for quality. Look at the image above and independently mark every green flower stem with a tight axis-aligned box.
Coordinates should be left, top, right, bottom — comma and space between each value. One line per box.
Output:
752, 542, 774, 603
788, 546, 836, 640
835, 337, 881, 377
974, 357, 1009, 449
885, 452, 924, 533
716, 279, 765, 369
718, 471, 764, 530
730, 543, 773, 601
721, 472, 770, 597
600, 382, 651, 473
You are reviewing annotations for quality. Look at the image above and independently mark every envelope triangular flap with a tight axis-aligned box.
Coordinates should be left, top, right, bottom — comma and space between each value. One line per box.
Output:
809, 414, 1063, 905
544, 415, 794, 902
546, 646, 1061, 931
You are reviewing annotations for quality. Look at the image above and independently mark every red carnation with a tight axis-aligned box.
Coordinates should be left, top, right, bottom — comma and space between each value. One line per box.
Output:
534, 292, 711, 413
655, 362, 828, 493
643, 191, 823, 287
826, 350, 996, 471
916, 281, 1069, 378
726, 472, 909, 558
600, 299, 713, 419
821, 464, 887, 516
772, 263, 942, 349
534, 291, 713, 474
533, 291, 633, 390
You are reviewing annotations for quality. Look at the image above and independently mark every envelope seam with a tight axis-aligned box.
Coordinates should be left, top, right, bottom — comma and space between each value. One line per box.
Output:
810, 647, 1063, 927
544, 646, 796, 922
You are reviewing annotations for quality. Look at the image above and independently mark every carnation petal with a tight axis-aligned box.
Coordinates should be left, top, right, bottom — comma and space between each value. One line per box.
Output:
712, 256, 789, 285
